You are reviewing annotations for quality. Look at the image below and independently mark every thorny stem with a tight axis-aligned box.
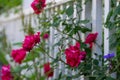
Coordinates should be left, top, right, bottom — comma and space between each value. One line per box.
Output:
31, 50, 40, 80
46, 52, 68, 65
37, 44, 68, 65
56, 27, 79, 41
95, 42, 102, 50
77, 32, 82, 42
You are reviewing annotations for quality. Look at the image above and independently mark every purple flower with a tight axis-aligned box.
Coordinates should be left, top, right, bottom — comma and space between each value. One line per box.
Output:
104, 53, 115, 59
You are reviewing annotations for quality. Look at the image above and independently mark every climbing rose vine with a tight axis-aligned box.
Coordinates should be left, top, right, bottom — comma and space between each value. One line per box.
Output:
1, 0, 118, 79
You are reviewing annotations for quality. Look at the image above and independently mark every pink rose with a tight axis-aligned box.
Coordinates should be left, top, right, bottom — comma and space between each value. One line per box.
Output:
65, 42, 81, 67
11, 48, 26, 64
31, 0, 46, 14
44, 62, 53, 77
85, 32, 98, 49
1, 65, 13, 80
43, 33, 49, 39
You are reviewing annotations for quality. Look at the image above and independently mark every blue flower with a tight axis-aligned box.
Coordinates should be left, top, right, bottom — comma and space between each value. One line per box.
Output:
104, 53, 115, 59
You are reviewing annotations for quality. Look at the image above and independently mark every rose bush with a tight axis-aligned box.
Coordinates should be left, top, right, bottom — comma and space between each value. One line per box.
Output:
0, 0, 118, 80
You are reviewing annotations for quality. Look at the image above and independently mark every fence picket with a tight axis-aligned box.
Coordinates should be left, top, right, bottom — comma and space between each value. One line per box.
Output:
92, 0, 102, 60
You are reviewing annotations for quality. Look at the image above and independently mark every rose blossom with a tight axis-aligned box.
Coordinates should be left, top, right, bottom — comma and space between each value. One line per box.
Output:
1, 65, 13, 80
22, 35, 35, 51
65, 42, 81, 67
11, 48, 26, 64
34, 32, 40, 44
44, 62, 53, 77
85, 32, 98, 49
22, 32, 40, 51
43, 33, 49, 39
80, 51, 86, 60
31, 0, 46, 14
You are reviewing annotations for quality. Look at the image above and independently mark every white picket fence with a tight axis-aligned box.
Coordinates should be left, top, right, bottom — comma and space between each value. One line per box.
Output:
0, 0, 116, 80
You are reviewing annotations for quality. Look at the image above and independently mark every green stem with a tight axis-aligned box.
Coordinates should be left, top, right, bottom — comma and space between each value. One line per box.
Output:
32, 50, 40, 80
56, 27, 78, 41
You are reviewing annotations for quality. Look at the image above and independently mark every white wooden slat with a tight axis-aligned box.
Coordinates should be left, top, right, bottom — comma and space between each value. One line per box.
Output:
104, 0, 110, 56
59, 4, 66, 76
53, 5, 60, 79
48, 7, 55, 80
84, 1, 92, 29
81, 0, 86, 42
45, 9, 50, 63
92, 0, 102, 59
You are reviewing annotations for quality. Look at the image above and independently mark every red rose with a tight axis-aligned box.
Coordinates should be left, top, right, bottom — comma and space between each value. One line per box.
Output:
22, 35, 35, 51
22, 32, 40, 51
44, 62, 53, 77
31, 0, 46, 14
80, 51, 86, 60
85, 32, 98, 48
43, 33, 49, 39
65, 42, 81, 67
34, 32, 40, 44
1, 65, 13, 80
11, 48, 26, 64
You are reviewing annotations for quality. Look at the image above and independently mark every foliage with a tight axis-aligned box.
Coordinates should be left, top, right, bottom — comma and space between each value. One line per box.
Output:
0, 29, 11, 64
0, 0, 22, 14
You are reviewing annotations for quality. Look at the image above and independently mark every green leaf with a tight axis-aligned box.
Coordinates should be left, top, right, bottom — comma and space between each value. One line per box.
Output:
80, 27, 91, 33
66, 6, 74, 16
110, 0, 117, 8
66, 76, 72, 80
13, 66, 22, 73
114, 5, 120, 16
106, 76, 115, 80
57, 72, 62, 80
85, 63, 92, 70
23, 51, 40, 62
79, 20, 89, 24
93, 59, 99, 65
105, 9, 113, 25
40, 76, 45, 80
0, 51, 8, 64
89, 76, 96, 80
